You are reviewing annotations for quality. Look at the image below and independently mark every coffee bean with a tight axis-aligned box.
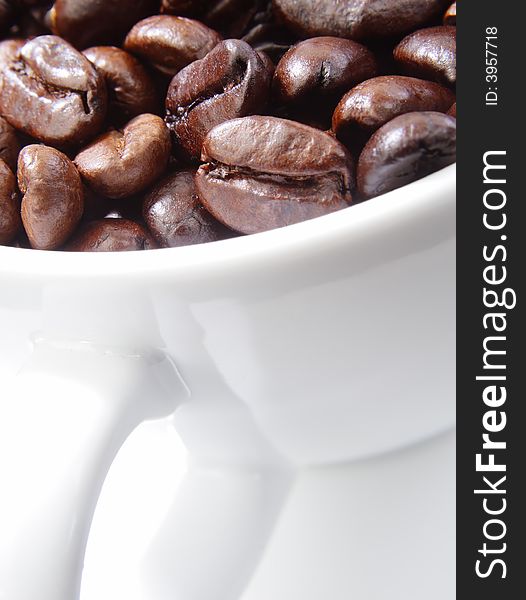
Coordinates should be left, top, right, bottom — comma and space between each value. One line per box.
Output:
272, 0, 450, 40
357, 111, 456, 199
75, 114, 171, 199
333, 76, 455, 147
143, 169, 232, 247
165, 39, 271, 161
273, 37, 377, 108
161, 0, 195, 14
124, 15, 221, 76
49, 0, 158, 49
443, 2, 456, 25
257, 50, 275, 77
196, 115, 354, 234
0, 115, 20, 171
3, 0, 458, 252
0, 158, 21, 245
0, 39, 23, 66
83, 46, 159, 125
0, 0, 16, 33
162, 0, 269, 39
394, 26, 456, 87
0, 35, 107, 146
66, 218, 157, 251
17, 144, 84, 249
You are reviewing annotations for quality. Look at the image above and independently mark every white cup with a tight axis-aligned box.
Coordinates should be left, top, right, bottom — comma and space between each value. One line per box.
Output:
0, 165, 455, 600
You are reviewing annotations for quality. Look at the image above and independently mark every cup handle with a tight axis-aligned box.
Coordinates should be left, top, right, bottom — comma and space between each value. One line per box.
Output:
0, 336, 188, 600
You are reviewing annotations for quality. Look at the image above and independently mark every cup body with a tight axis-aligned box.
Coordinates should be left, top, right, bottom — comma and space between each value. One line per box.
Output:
0, 165, 455, 465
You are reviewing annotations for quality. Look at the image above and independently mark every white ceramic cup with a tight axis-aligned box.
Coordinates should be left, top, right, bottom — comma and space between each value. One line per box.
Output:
0, 165, 455, 600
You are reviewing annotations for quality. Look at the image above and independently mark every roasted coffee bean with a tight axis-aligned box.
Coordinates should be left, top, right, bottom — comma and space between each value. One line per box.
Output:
66, 218, 157, 251
143, 169, 232, 247
75, 114, 171, 199
0, 35, 107, 146
83, 46, 159, 124
0, 115, 20, 171
161, 0, 195, 14
49, 0, 158, 49
0, 39, 23, 65
333, 76, 455, 146
124, 15, 221, 76
165, 39, 271, 161
196, 116, 354, 234
162, 0, 268, 39
0, 0, 15, 33
273, 37, 377, 109
257, 50, 275, 77
394, 26, 456, 87
272, 0, 450, 40
17, 144, 84, 249
0, 158, 21, 245
357, 111, 456, 199
443, 2, 456, 25
448, 102, 456, 117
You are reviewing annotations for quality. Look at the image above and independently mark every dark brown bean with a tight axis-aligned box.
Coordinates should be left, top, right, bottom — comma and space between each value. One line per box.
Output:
0, 115, 21, 172
357, 111, 456, 199
0, 0, 16, 33
161, 0, 195, 14
124, 15, 222, 76
17, 145, 84, 249
162, 0, 268, 39
83, 46, 159, 125
0, 158, 21, 245
272, 0, 451, 40
74, 114, 171, 200
443, 2, 456, 25
447, 102, 456, 117
66, 218, 157, 252
165, 39, 271, 161
394, 26, 456, 87
49, 0, 158, 49
333, 76, 455, 145
143, 169, 232, 247
273, 37, 377, 108
196, 115, 354, 234
0, 35, 107, 146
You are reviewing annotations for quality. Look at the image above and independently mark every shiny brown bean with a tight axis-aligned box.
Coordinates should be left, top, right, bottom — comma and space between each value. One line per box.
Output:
83, 46, 159, 125
17, 145, 84, 249
443, 2, 456, 25
143, 169, 232, 247
394, 26, 457, 87
74, 114, 171, 199
273, 37, 377, 107
357, 111, 456, 199
124, 15, 222, 76
66, 218, 157, 252
165, 39, 271, 161
0, 36, 107, 146
272, 0, 451, 40
0, 158, 21, 245
196, 116, 354, 234
0, 115, 21, 172
333, 76, 455, 145
49, 0, 158, 49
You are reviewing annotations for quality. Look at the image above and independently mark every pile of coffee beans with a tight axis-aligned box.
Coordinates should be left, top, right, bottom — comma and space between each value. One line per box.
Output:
0, 0, 456, 251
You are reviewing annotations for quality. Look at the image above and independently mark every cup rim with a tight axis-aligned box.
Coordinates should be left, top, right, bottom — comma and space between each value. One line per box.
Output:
0, 164, 456, 279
